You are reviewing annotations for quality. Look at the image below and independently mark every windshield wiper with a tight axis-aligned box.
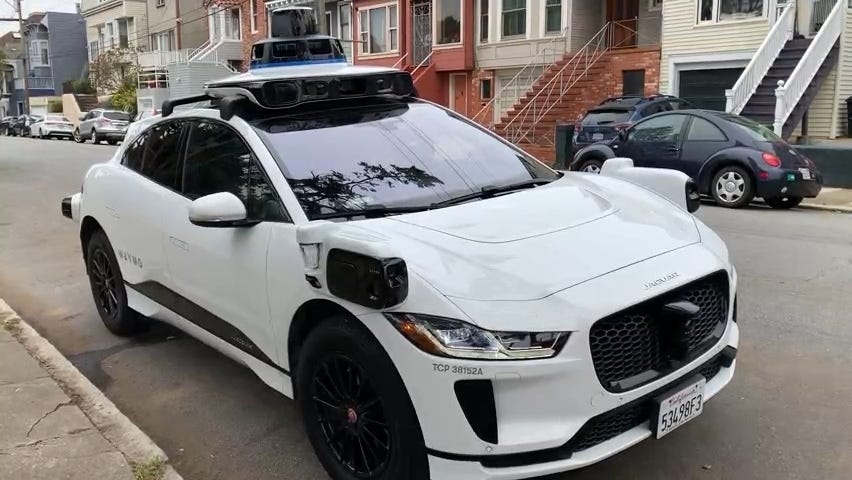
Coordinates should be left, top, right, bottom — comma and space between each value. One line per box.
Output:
430, 178, 556, 208
311, 205, 431, 220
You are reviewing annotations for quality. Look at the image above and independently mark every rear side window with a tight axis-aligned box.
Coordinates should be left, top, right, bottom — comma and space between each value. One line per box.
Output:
141, 122, 185, 190
104, 111, 131, 121
582, 110, 632, 126
122, 131, 149, 172
687, 117, 727, 141
183, 121, 286, 221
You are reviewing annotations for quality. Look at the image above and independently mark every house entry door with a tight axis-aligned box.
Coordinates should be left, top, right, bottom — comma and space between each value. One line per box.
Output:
412, 1, 432, 65
606, 0, 639, 48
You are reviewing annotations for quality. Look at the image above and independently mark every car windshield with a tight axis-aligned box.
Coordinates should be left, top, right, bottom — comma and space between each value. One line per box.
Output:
582, 110, 632, 126
104, 111, 131, 121
721, 114, 781, 142
252, 100, 558, 219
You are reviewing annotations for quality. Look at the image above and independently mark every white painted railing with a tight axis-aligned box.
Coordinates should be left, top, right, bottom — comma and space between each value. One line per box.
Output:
725, 2, 796, 114
501, 22, 617, 146
773, 0, 844, 134
188, 39, 213, 62
391, 55, 407, 69
137, 49, 195, 68
471, 25, 571, 126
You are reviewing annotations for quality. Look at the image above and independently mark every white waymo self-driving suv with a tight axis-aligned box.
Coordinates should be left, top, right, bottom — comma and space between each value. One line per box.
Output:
62, 59, 738, 480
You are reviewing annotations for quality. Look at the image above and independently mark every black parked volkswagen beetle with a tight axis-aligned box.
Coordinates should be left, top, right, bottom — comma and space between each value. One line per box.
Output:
570, 110, 823, 209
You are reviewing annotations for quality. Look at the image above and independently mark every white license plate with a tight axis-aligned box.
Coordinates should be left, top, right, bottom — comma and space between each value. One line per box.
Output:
592, 133, 604, 141
799, 168, 812, 180
654, 376, 705, 439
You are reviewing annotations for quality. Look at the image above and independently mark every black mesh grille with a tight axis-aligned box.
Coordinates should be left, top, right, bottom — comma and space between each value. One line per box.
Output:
589, 272, 729, 392
569, 355, 726, 453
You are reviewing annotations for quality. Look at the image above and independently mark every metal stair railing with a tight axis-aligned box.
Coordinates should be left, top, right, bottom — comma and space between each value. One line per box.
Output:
471, 24, 571, 126
411, 51, 434, 83
725, 1, 796, 114
501, 22, 618, 146
774, 0, 844, 134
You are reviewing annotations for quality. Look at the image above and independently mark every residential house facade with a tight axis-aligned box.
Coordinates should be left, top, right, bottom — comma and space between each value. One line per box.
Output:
661, 0, 852, 140
81, 0, 150, 60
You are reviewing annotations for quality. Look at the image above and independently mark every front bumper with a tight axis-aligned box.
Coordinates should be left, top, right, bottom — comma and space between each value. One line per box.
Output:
361, 245, 739, 479
757, 168, 823, 199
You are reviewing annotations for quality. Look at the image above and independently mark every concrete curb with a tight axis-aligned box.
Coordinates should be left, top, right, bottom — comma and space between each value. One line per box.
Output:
752, 199, 852, 213
0, 299, 182, 480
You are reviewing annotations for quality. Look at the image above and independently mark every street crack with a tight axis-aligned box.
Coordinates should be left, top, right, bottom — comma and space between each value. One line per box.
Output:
26, 400, 74, 437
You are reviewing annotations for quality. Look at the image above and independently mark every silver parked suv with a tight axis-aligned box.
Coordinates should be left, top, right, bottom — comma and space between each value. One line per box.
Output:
74, 109, 132, 145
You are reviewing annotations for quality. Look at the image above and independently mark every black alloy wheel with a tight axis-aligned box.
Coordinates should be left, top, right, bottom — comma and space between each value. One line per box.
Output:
85, 230, 146, 336
312, 354, 391, 477
89, 248, 119, 317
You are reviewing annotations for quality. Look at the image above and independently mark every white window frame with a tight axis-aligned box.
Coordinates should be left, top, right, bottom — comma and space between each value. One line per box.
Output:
433, 0, 463, 47
251, 0, 258, 33
697, 0, 767, 24
543, 0, 562, 36
326, 10, 334, 36
153, 30, 175, 51
225, 7, 242, 41
338, 2, 353, 42
500, 0, 528, 39
156, 0, 165, 7
357, 3, 399, 56
649, 0, 663, 12
478, 0, 489, 44
30, 40, 49, 66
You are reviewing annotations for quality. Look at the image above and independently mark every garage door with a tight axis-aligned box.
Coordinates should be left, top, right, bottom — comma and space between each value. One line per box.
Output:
494, 67, 543, 124
678, 68, 744, 111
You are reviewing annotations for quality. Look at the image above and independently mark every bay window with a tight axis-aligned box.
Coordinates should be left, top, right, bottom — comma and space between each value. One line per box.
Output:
30, 40, 49, 66
358, 4, 398, 54
502, 0, 526, 38
698, 0, 764, 23
545, 0, 562, 35
436, 0, 461, 45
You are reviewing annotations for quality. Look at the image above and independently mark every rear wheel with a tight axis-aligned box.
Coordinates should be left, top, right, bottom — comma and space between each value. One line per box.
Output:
91, 129, 99, 144
85, 230, 146, 336
296, 317, 429, 480
107, 139, 118, 145
765, 196, 803, 209
578, 158, 604, 174
711, 166, 754, 208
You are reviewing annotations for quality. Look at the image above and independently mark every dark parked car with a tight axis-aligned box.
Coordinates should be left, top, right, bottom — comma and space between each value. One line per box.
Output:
0, 116, 14, 135
9, 115, 42, 137
573, 95, 695, 153
571, 110, 822, 209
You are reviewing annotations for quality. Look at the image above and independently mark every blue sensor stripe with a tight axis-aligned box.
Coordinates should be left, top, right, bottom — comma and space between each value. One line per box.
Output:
250, 58, 349, 70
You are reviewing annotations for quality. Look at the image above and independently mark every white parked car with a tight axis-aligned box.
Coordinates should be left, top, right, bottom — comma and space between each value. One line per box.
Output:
62, 64, 739, 480
30, 114, 75, 139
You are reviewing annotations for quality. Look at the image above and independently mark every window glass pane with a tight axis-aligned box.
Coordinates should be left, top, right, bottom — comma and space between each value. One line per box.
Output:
699, 0, 713, 21
481, 78, 492, 99
141, 122, 184, 190
581, 110, 632, 126
687, 117, 727, 141
630, 115, 687, 142
369, 8, 387, 52
437, 0, 462, 44
545, 0, 561, 33
104, 111, 131, 121
253, 102, 558, 219
719, 0, 762, 20
502, 0, 526, 37
721, 114, 781, 141
480, 0, 489, 43
122, 131, 148, 172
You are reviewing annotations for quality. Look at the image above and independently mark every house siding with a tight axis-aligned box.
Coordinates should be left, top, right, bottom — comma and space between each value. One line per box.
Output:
835, 9, 852, 136
660, 0, 772, 93
45, 12, 88, 95
180, 0, 210, 50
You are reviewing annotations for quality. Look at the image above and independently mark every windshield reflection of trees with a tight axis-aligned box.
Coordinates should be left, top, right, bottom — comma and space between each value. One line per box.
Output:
289, 162, 444, 217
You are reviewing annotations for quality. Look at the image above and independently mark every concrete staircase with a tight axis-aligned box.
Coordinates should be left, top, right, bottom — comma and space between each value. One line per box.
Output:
740, 37, 839, 139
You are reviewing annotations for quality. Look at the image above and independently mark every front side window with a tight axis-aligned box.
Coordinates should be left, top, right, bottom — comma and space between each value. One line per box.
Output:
502, 0, 526, 38
183, 121, 285, 221
359, 4, 398, 54
436, 0, 462, 45
629, 114, 687, 143
252, 100, 558, 219
545, 0, 562, 35
699, 0, 763, 23
141, 122, 184, 190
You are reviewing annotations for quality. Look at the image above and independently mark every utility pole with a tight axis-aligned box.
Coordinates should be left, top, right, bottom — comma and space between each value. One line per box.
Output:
16, 0, 29, 114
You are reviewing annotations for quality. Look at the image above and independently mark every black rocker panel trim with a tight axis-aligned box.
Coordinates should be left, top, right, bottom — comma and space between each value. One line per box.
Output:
126, 281, 289, 375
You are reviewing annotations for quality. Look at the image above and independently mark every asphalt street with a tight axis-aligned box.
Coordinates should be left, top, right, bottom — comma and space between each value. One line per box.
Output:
1, 135, 850, 480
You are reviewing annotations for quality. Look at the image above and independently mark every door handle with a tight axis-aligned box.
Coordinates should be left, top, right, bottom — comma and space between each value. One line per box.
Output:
667, 146, 680, 152
169, 236, 188, 251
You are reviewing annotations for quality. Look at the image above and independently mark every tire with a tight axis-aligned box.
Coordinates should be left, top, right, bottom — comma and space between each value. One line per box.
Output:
73, 128, 84, 143
107, 139, 117, 145
578, 158, 604, 174
296, 317, 429, 480
711, 166, 754, 208
765, 196, 803, 209
85, 230, 146, 336
91, 129, 99, 144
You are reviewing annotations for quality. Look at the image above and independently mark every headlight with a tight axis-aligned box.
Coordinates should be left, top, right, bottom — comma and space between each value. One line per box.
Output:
385, 313, 569, 360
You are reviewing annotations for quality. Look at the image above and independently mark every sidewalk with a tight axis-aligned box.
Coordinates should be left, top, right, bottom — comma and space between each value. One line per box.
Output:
0, 300, 181, 480
799, 187, 852, 212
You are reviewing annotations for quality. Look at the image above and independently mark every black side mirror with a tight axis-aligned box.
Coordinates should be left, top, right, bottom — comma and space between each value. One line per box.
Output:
685, 179, 701, 213
618, 129, 629, 141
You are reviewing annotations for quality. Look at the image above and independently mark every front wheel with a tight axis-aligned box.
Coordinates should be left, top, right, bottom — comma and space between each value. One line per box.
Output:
73, 128, 84, 143
85, 230, 146, 336
711, 166, 754, 208
91, 129, 99, 144
296, 317, 429, 480
107, 139, 118, 145
765, 196, 803, 209
578, 158, 604, 174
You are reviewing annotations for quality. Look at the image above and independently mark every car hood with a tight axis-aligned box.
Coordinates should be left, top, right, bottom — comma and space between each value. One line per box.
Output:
354, 174, 700, 301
